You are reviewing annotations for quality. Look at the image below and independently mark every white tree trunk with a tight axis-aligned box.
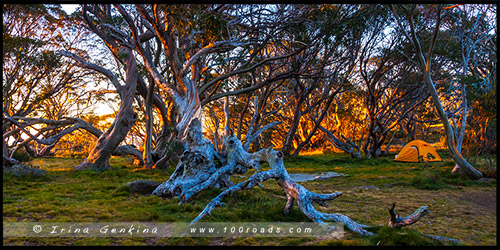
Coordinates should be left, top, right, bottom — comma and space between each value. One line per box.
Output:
189, 139, 373, 235
391, 5, 482, 179
152, 118, 222, 198
75, 48, 138, 170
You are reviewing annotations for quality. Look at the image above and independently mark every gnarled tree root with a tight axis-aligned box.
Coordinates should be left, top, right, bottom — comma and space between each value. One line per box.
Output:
152, 150, 217, 198
191, 147, 373, 236
156, 132, 459, 242
188, 139, 460, 242
154, 133, 268, 203
179, 135, 268, 203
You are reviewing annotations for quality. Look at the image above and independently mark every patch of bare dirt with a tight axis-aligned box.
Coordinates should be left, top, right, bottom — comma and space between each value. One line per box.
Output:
456, 190, 497, 212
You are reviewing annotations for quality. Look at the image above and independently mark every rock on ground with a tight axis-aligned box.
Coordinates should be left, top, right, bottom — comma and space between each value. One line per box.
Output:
477, 178, 496, 183
127, 180, 160, 194
4, 164, 46, 177
288, 172, 345, 182
357, 185, 380, 190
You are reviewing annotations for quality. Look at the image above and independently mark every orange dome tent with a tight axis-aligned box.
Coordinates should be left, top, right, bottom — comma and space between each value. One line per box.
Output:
394, 140, 442, 162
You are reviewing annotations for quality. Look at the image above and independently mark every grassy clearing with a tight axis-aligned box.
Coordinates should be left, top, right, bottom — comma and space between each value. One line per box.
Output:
3, 152, 496, 246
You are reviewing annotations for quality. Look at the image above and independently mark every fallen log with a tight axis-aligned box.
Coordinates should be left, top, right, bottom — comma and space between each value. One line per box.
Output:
190, 146, 372, 236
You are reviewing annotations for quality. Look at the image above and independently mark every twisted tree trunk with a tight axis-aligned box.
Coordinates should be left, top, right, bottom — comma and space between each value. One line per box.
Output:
3, 114, 143, 165
151, 116, 264, 199
75, 48, 138, 171
3, 138, 19, 167
152, 118, 222, 198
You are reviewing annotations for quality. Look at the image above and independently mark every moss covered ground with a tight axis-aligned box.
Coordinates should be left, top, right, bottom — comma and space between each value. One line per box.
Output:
3, 151, 497, 246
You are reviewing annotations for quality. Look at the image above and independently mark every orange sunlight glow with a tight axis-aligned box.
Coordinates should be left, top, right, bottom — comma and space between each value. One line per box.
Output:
299, 149, 324, 156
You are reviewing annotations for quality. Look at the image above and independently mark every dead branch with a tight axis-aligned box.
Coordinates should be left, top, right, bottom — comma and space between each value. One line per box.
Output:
319, 125, 360, 158
388, 202, 430, 228
387, 202, 459, 243
185, 136, 461, 242
189, 140, 372, 236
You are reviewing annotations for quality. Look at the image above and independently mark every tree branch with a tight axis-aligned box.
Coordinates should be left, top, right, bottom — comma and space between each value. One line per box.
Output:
388, 202, 430, 228
198, 47, 305, 95
57, 51, 123, 96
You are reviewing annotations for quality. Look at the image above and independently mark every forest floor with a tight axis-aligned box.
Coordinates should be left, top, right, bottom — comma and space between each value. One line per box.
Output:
2, 151, 497, 246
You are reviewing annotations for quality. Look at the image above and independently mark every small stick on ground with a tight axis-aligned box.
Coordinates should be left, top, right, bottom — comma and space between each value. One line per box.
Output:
388, 202, 430, 228
388, 202, 460, 243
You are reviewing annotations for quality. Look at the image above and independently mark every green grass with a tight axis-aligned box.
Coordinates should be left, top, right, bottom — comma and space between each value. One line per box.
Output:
3, 153, 496, 246
368, 226, 448, 246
